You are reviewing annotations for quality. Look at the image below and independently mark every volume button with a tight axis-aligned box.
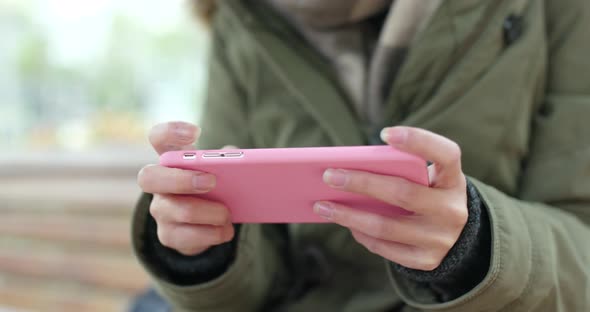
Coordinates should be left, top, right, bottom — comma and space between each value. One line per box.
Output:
202, 152, 244, 158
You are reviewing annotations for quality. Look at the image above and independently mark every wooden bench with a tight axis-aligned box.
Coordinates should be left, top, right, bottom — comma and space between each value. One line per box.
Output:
0, 151, 156, 312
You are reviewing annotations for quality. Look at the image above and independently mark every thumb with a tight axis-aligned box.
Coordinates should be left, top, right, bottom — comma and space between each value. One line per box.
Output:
148, 121, 200, 156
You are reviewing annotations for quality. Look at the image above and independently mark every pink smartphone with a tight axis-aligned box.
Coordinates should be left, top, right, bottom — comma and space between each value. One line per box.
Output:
160, 146, 429, 223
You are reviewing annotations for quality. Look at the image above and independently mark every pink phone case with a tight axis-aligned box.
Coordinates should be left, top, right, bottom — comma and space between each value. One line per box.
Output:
160, 146, 429, 223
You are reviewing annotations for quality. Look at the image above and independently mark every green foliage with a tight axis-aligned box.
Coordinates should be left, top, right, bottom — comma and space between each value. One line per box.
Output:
2, 1, 209, 149
17, 31, 48, 75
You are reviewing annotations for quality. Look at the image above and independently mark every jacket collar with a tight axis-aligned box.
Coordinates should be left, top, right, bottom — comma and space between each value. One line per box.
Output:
226, 0, 366, 146
223, 0, 524, 146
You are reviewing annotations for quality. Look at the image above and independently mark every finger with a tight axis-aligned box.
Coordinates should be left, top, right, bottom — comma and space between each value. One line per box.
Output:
157, 222, 235, 256
323, 168, 448, 215
350, 230, 441, 271
138, 164, 215, 194
380, 127, 463, 188
313, 201, 432, 246
150, 195, 231, 226
149, 121, 200, 155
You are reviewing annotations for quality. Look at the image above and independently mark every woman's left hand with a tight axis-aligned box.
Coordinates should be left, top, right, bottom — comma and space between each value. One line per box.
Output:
314, 127, 468, 271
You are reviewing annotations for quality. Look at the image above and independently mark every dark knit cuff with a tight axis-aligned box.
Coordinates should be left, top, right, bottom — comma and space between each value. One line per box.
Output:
390, 178, 491, 301
140, 210, 240, 286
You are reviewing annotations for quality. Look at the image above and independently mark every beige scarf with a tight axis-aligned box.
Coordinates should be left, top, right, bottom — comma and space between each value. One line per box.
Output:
266, 0, 442, 128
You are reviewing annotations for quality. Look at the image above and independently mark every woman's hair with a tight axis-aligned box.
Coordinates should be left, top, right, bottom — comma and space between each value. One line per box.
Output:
190, 0, 217, 25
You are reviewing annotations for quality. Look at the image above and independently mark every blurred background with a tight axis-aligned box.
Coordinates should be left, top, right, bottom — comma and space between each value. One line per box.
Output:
0, 0, 209, 310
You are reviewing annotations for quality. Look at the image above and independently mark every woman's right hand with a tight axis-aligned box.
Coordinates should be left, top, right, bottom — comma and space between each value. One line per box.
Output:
137, 121, 235, 256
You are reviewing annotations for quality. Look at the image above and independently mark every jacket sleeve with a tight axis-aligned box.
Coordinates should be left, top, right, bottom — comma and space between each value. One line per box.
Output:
131, 15, 289, 311
388, 1, 590, 311
389, 180, 492, 302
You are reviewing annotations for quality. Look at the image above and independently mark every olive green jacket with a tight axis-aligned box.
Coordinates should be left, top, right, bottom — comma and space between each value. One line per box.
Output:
132, 0, 590, 311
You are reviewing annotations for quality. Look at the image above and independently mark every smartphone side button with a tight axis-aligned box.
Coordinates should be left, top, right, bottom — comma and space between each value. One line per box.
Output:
202, 152, 244, 158
182, 153, 197, 160
203, 152, 222, 158
224, 152, 244, 158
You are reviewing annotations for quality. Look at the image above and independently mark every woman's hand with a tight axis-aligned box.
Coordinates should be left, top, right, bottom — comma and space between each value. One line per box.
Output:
137, 121, 235, 256
315, 127, 468, 271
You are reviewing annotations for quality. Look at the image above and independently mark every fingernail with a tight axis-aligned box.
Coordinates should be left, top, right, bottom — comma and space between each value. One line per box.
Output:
224, 227, 235, 242
193, 173, 216, 191
174, 123, 198, 141
314, 201, 334, 220
323, 169, 349, 188
381, 127, 407, 145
